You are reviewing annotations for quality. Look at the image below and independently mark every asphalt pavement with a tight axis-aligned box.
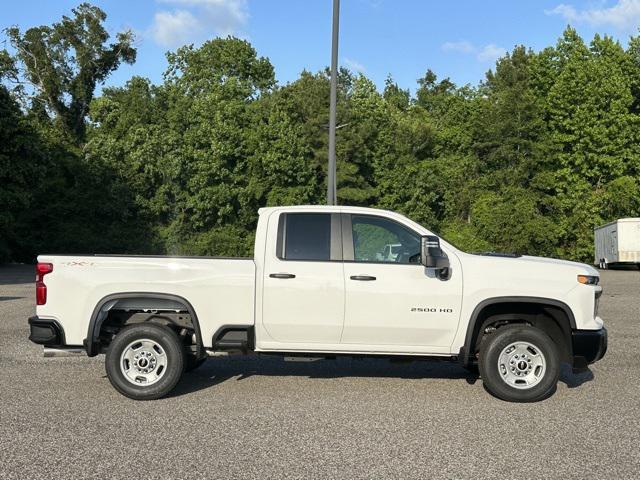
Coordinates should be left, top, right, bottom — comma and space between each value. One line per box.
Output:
1, 264, 638, 479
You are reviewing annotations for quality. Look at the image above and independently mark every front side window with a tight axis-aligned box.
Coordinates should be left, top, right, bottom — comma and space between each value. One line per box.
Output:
351, 215, 420, 264
281, 213, 331, 261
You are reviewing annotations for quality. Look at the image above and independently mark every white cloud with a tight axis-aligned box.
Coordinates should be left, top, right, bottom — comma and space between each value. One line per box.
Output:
442, 41, 475, 54
150, 0, 248, 48
343, 57, 366, 73
151, 10, 201, 47
545, 0, 640, 31
477, 44, 507, 63
441, 41, 507, 63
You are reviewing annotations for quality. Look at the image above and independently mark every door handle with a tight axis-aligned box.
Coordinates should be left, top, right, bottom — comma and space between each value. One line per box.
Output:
350, 275, 376, 281
269, 273, 296, 279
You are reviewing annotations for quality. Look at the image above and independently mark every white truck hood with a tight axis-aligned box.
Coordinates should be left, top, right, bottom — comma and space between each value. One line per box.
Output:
516, 255, 599, 275
454, 251, 600, 298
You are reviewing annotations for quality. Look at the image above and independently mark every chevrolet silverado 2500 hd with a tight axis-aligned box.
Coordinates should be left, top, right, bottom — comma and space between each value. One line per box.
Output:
28, 206, 607, 402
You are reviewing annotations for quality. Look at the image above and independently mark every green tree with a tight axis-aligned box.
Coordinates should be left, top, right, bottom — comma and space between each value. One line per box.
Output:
5, 10, 640, 264
5, 3, 135, 142
0, 85, 43, 261
1, 4, 143, 262
545, 29, 640, 259
87, 38, 285, 255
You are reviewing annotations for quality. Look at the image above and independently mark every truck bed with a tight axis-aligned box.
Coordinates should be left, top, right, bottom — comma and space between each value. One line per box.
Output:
36, 254, 256, 347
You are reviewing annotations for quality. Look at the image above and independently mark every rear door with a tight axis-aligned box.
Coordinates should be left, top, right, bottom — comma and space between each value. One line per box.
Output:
261, 212, 345, 344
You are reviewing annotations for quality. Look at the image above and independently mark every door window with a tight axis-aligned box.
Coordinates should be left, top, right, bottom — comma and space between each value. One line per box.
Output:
351, 215, 420, 264
280, 213, 332, 261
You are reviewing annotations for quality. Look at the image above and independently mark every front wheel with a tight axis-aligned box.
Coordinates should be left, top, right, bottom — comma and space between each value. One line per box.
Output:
105, 323, 185, 400
479, 325, 560, 402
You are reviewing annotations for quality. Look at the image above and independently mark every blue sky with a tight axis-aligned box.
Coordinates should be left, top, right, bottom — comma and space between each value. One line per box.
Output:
3, 0, 640, 93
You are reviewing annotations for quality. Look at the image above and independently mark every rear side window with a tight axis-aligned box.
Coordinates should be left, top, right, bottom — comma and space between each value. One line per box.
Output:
279, 213, 332, 261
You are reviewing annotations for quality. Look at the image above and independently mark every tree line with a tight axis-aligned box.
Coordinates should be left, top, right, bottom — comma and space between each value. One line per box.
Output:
2, 3, 639, 263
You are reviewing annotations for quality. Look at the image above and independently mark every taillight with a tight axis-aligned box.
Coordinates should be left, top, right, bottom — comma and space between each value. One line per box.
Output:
36, 262, 53, 305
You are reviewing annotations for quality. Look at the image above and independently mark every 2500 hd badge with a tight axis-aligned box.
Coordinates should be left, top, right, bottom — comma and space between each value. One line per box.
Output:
411, 307, 454, 313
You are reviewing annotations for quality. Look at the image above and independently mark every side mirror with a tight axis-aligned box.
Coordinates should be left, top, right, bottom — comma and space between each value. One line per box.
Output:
421, 235, 450, 271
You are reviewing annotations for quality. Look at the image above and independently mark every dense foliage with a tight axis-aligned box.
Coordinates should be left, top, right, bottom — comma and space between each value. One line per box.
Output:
2, 4, 640, 263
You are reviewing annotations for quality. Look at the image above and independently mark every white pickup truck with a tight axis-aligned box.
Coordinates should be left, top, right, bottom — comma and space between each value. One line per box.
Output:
29, 206, 607, 402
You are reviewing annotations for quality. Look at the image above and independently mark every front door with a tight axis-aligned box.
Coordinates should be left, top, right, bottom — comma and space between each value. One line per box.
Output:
261, 212, 345, 345
341, 214, 462, 353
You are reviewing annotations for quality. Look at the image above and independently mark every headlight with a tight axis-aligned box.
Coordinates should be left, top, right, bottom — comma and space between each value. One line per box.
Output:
577, 275, 599, 285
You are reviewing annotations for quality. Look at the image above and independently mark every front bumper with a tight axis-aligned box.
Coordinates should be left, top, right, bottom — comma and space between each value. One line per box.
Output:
28, 316, 65, 347
572, 327, 607, 371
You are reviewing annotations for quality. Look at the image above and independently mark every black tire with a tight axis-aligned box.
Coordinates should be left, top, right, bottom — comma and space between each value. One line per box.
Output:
185, 354, 207, 372
479, 325, 560, 402
105, 323, 185, 400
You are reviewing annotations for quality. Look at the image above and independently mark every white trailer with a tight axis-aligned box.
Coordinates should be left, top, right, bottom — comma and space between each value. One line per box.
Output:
594, 218, 640, 268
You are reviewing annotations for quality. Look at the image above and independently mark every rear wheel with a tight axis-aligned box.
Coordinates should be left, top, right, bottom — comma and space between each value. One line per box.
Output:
479, 325, 560, 402
105, 323, 185, 400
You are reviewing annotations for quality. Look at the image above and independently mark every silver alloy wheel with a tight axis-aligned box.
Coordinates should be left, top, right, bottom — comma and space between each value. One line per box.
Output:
120, 339, 168, 386
497, 341, 546, 390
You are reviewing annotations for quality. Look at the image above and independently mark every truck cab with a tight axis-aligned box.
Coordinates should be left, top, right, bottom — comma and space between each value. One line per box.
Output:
257, 207, 461, 353
29, 205, 607, 402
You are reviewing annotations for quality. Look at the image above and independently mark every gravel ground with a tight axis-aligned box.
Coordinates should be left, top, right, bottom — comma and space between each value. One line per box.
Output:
0, 264, 638, 479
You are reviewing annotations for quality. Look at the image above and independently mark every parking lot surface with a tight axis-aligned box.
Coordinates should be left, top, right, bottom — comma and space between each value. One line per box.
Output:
1, 265, 639, 479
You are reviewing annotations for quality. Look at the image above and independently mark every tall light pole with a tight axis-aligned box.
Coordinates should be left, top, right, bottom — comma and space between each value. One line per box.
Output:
327, 0, 340, 205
